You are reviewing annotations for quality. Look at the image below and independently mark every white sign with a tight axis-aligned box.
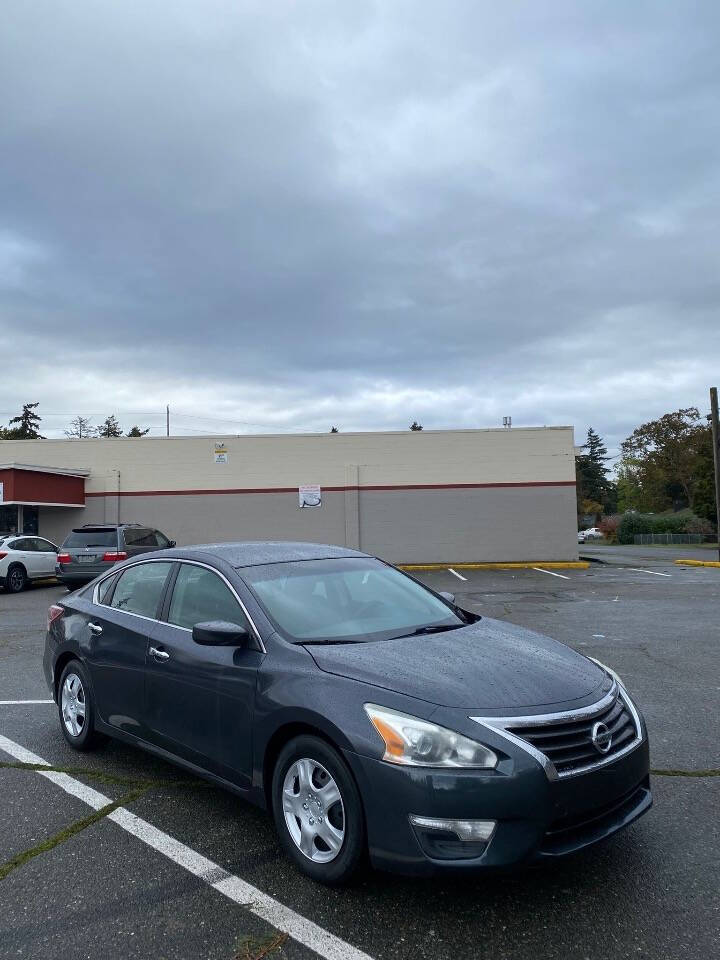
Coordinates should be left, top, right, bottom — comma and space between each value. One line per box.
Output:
299, 484, 322, 508
0, 482, 3, 503
214, 442, 228, 465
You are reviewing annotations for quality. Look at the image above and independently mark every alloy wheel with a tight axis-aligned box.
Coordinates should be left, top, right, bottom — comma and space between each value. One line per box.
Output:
282, 758, 345, 863
8, 568, 24, 592
61, 673, 86, 738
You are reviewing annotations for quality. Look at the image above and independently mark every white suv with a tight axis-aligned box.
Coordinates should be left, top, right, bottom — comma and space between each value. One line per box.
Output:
0, 535, 59, 593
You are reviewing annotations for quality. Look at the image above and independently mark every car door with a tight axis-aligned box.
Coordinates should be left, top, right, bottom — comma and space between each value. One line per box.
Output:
34, 537, 58, 576
82, 560, 174, 739
12, 538, 42, 578
144, 560, 264, 788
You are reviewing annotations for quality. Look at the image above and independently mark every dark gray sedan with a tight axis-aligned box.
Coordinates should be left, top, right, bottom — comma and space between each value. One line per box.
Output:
43, 541, 651, 884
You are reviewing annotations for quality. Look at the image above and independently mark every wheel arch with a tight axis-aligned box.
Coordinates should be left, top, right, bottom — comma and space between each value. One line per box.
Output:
53, 651, 83, 700
261, 718, 359, 812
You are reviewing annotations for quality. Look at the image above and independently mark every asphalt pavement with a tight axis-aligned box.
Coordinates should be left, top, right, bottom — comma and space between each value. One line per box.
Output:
1, 558, 719, 960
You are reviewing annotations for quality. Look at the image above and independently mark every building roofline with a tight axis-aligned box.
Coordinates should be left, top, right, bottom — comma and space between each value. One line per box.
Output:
0, 462, 91, 478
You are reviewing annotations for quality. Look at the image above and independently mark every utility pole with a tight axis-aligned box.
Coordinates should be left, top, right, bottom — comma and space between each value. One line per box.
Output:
166, 404, 170, 437
710, 387, 720, 562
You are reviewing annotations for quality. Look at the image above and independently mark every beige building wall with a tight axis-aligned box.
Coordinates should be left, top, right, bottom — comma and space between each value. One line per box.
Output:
3, 427, 579, 562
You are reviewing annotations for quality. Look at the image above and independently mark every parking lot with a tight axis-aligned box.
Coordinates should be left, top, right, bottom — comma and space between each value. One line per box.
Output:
1, 557, 719, 960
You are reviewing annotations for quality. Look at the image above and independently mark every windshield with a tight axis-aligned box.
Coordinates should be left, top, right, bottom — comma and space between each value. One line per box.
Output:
240, 557, 471, 643
63, 529, 118, 548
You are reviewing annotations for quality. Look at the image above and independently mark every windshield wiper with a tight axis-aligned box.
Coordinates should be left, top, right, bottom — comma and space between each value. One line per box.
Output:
389, 623, 463, 640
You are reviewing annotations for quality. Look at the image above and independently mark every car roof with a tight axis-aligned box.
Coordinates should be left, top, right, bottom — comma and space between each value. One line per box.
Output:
167, 541, 370, 568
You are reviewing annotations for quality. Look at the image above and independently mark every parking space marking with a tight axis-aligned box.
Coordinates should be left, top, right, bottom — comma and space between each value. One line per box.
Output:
0, 734, 374, 960
0, 700, 54, 705
627, 568, 672, 577
531, 567, 570, 580
447, 567, 468, 581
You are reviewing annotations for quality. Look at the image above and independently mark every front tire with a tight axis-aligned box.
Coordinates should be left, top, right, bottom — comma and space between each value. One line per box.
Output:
58, 660, 101, 751
6, 564, 27, 593
271, 735, 365, 885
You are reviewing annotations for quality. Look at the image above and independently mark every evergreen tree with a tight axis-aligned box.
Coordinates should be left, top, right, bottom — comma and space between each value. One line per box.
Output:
96, 415, 123, 438
330, 426, 339, 433
409, 421, 423, 431
126, 425, 150, 437
6, 402, 44, 439
576, 427, 616, 519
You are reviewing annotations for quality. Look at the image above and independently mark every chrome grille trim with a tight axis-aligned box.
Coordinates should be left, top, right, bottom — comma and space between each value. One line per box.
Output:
470, 682, 643, 781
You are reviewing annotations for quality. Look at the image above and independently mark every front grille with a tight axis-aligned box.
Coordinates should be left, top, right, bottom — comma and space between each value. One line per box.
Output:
507, 689, 639, 776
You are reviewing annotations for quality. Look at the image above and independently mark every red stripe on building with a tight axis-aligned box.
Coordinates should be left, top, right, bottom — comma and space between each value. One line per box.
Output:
86, 480, 576, 498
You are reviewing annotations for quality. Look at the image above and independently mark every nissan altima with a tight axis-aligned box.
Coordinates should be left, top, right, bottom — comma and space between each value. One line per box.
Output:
43, 541, 651, 884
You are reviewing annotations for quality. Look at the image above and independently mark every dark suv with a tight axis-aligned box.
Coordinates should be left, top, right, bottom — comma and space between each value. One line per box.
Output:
56, 524, 176, 588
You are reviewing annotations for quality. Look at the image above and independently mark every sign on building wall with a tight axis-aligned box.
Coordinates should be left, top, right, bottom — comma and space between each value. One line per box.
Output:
299, 484, 322, 508
0, 482, 3, 502
214, 442, 229, 465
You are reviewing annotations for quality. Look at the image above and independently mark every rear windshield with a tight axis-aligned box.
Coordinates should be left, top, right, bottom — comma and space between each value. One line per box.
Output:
63, 529, 118, 548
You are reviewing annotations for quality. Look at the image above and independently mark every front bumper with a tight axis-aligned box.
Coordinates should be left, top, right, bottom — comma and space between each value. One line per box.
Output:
344, 731, 651, 875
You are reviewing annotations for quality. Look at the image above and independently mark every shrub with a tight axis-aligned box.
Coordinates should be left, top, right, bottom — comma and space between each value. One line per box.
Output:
598, 514, 620, 543
685, 516, 716, 536
617, 513, 653, 544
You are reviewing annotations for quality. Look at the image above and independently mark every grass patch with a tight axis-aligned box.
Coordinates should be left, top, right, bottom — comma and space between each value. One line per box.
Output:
0, 786, 148, 881
234, 933, 288, 959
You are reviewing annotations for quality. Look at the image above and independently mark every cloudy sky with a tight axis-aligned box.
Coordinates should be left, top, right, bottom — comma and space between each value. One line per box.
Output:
1, 1, 718, 456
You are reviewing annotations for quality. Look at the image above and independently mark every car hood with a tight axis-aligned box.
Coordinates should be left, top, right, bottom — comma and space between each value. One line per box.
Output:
306, 617, 606, 710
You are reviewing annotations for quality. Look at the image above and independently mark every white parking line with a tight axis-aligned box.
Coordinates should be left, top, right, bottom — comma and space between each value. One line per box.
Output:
628, 568, 672, 578
447, 568, 468, 581
0, 700, 54, 705
531, 567, 570, 580
0, 734, 374, 960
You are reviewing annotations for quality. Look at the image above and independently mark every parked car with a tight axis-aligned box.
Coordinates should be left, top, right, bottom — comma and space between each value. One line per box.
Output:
0, 534, 59, 593
44, 541, 651, 884
56, 524, 176, 588
578, 527, 604, 543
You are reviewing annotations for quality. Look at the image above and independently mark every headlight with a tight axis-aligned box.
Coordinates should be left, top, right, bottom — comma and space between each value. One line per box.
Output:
588, 656, 625, 689
364, 704, 498, 769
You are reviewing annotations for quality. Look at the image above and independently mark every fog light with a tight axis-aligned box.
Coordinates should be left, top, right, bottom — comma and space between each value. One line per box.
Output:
409, 815, 496, 841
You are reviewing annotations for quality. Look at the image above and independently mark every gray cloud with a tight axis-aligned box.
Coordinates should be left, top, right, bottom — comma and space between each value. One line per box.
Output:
1, 1, 719, 453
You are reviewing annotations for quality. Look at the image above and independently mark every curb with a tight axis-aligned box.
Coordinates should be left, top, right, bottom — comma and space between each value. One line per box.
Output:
674, 559, 720, 568
398, 561, 590, 571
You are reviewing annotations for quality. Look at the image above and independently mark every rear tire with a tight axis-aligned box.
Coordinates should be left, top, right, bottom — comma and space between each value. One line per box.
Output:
6, 564, 26, 593
58, 660, 102, 751
271, 735, 365, 886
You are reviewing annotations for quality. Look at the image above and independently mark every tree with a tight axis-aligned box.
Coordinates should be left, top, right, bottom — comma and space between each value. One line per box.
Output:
330, 426, 339, 433
126, 425, 150, 437
65, 416, 94, 439
5, 402, 44, 439
619, 408, 707, 512
692, 422, 717, 524
576, 427, 616, 519
409, 421, 423, 431
96, 415, 123, 438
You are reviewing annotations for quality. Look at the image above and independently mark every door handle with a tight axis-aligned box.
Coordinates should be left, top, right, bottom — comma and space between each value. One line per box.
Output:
149, 646, 170, 662
88, 622, 103, 635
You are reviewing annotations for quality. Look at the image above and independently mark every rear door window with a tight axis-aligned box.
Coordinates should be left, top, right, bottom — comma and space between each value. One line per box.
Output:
97, 574, 119, 606
13, 538, 35, 551
167, 564, 249, 631
123, 528, 157, 547
109, 562, 173, 619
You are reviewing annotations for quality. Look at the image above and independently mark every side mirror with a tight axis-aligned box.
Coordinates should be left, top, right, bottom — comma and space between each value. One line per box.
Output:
439, 591, 456, 604
192, 620, 250, 646
168, 540, 177, 548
